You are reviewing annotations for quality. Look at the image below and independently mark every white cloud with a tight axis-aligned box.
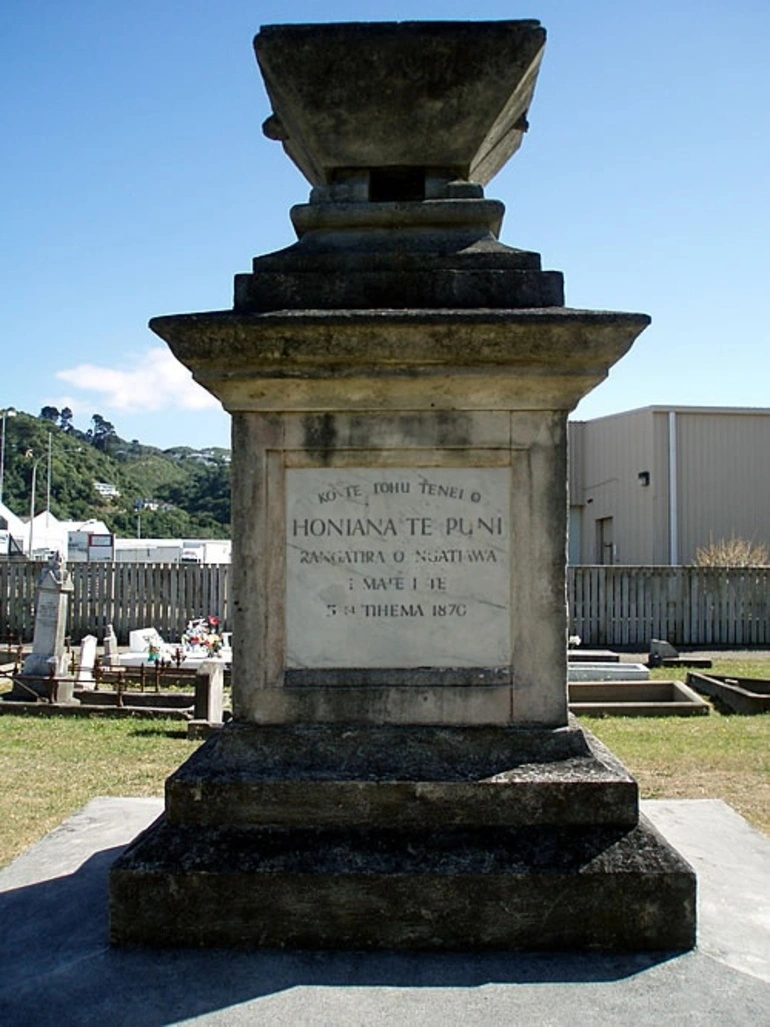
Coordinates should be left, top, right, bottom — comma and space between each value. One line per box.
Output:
55, 348, 219, 413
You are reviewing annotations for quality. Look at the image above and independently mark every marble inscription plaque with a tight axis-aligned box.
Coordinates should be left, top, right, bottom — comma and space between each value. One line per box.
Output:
285, 467, 511, 669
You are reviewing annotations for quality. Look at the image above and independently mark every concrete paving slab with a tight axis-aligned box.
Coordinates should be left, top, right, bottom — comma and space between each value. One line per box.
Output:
644, 798, 770, 984
0, 797, 768, 1026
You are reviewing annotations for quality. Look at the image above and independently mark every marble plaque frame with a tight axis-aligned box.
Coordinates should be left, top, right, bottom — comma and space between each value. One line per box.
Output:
283, 459, 513, 679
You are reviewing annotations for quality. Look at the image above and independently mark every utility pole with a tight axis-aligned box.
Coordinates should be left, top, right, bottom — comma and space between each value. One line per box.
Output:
0, 407, 17, 506
27, 451, 44, 558
46, 431, 52, 526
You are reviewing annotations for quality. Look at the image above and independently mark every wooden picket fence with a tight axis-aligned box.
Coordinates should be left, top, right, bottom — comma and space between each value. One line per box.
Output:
2, 561, 770, 648
0, 562, 231, 645
568, 565, 770, 647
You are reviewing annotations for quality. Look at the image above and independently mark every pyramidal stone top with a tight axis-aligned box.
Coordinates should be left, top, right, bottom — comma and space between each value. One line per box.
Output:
255, 20, 546, 188
214, 19, 561, 313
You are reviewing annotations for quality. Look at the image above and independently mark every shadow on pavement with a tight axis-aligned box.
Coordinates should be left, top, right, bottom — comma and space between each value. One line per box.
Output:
0, 842, 681, 1027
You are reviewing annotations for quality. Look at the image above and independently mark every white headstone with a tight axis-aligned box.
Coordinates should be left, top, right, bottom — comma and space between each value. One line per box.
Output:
76, 634, 97, 688
103, 624, 120, 668
129, 627, 167, 656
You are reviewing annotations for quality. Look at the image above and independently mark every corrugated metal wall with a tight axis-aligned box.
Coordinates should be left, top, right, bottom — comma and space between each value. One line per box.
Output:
651, 412, 672, 563
571, 407, 770, 565
675, 410, 770, 563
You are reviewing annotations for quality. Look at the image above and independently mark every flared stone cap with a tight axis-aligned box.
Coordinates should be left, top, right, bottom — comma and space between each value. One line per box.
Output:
150, 307, 651, 414
255, 20, 546, 186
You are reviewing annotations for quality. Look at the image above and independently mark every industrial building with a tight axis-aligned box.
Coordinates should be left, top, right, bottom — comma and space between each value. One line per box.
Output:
569, 406, 770, 565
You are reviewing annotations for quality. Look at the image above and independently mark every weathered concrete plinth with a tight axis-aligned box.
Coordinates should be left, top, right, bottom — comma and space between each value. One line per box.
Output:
112, 821, 694, 951
112, 721, 695, 950
111, 20, 695, 951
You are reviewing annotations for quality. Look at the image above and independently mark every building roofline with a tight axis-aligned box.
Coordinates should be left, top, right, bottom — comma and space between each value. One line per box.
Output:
570, 404, 770, 426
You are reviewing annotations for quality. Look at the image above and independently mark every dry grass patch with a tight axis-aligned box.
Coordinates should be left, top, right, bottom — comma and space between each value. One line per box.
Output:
693, 536, 770, 566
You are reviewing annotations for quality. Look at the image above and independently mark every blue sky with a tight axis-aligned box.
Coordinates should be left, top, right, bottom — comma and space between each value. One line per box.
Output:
2, 1, 768, 449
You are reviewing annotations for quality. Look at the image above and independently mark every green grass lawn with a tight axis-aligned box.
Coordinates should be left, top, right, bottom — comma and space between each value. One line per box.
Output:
0, 657, 768, 869
648, 657, 770, 681
588, 713, 769, 836
0, 716, 196, 868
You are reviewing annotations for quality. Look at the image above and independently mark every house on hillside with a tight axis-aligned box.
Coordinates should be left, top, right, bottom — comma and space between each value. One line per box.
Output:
569, 406, 770, 565
93, 481, 120, 499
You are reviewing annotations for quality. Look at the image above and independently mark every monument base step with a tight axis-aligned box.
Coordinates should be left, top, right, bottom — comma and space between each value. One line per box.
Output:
110, 815, 695, 951
164, 721, 639, 829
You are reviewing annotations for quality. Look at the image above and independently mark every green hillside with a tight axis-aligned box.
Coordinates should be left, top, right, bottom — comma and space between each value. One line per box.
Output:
0, 409, 230, 538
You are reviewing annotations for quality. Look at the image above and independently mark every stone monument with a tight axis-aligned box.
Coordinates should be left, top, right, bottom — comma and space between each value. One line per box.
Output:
8, 552, 77, 703
111, 20, 696, 950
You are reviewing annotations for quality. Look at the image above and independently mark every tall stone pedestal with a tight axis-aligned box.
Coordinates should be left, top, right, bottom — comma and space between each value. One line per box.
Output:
111, 20, 695, 950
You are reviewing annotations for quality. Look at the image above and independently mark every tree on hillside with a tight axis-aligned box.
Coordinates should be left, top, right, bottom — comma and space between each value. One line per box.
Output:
59, 407, 74, 433
108, 505, 227, 540
0, 408, 230, 533
87, 413, 117, 452
156, 461, 231, 526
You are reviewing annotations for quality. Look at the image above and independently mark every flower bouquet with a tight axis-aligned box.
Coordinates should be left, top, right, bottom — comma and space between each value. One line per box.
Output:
182, 615, 224, 656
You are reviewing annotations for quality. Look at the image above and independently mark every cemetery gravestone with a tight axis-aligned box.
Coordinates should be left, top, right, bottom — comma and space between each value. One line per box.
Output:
9, 552, 77, 703
102, 624, 120, 669
285, 467, 511, 674
111, 20, 696, 950
76, 634, 97, 688
650, 638, 679, 661
128, 628, 166, 658
193, 658, 225, 725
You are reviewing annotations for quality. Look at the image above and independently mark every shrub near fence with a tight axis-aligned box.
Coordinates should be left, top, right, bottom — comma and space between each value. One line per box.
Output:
0, 562, 231, 644
2, 562, 770, 648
